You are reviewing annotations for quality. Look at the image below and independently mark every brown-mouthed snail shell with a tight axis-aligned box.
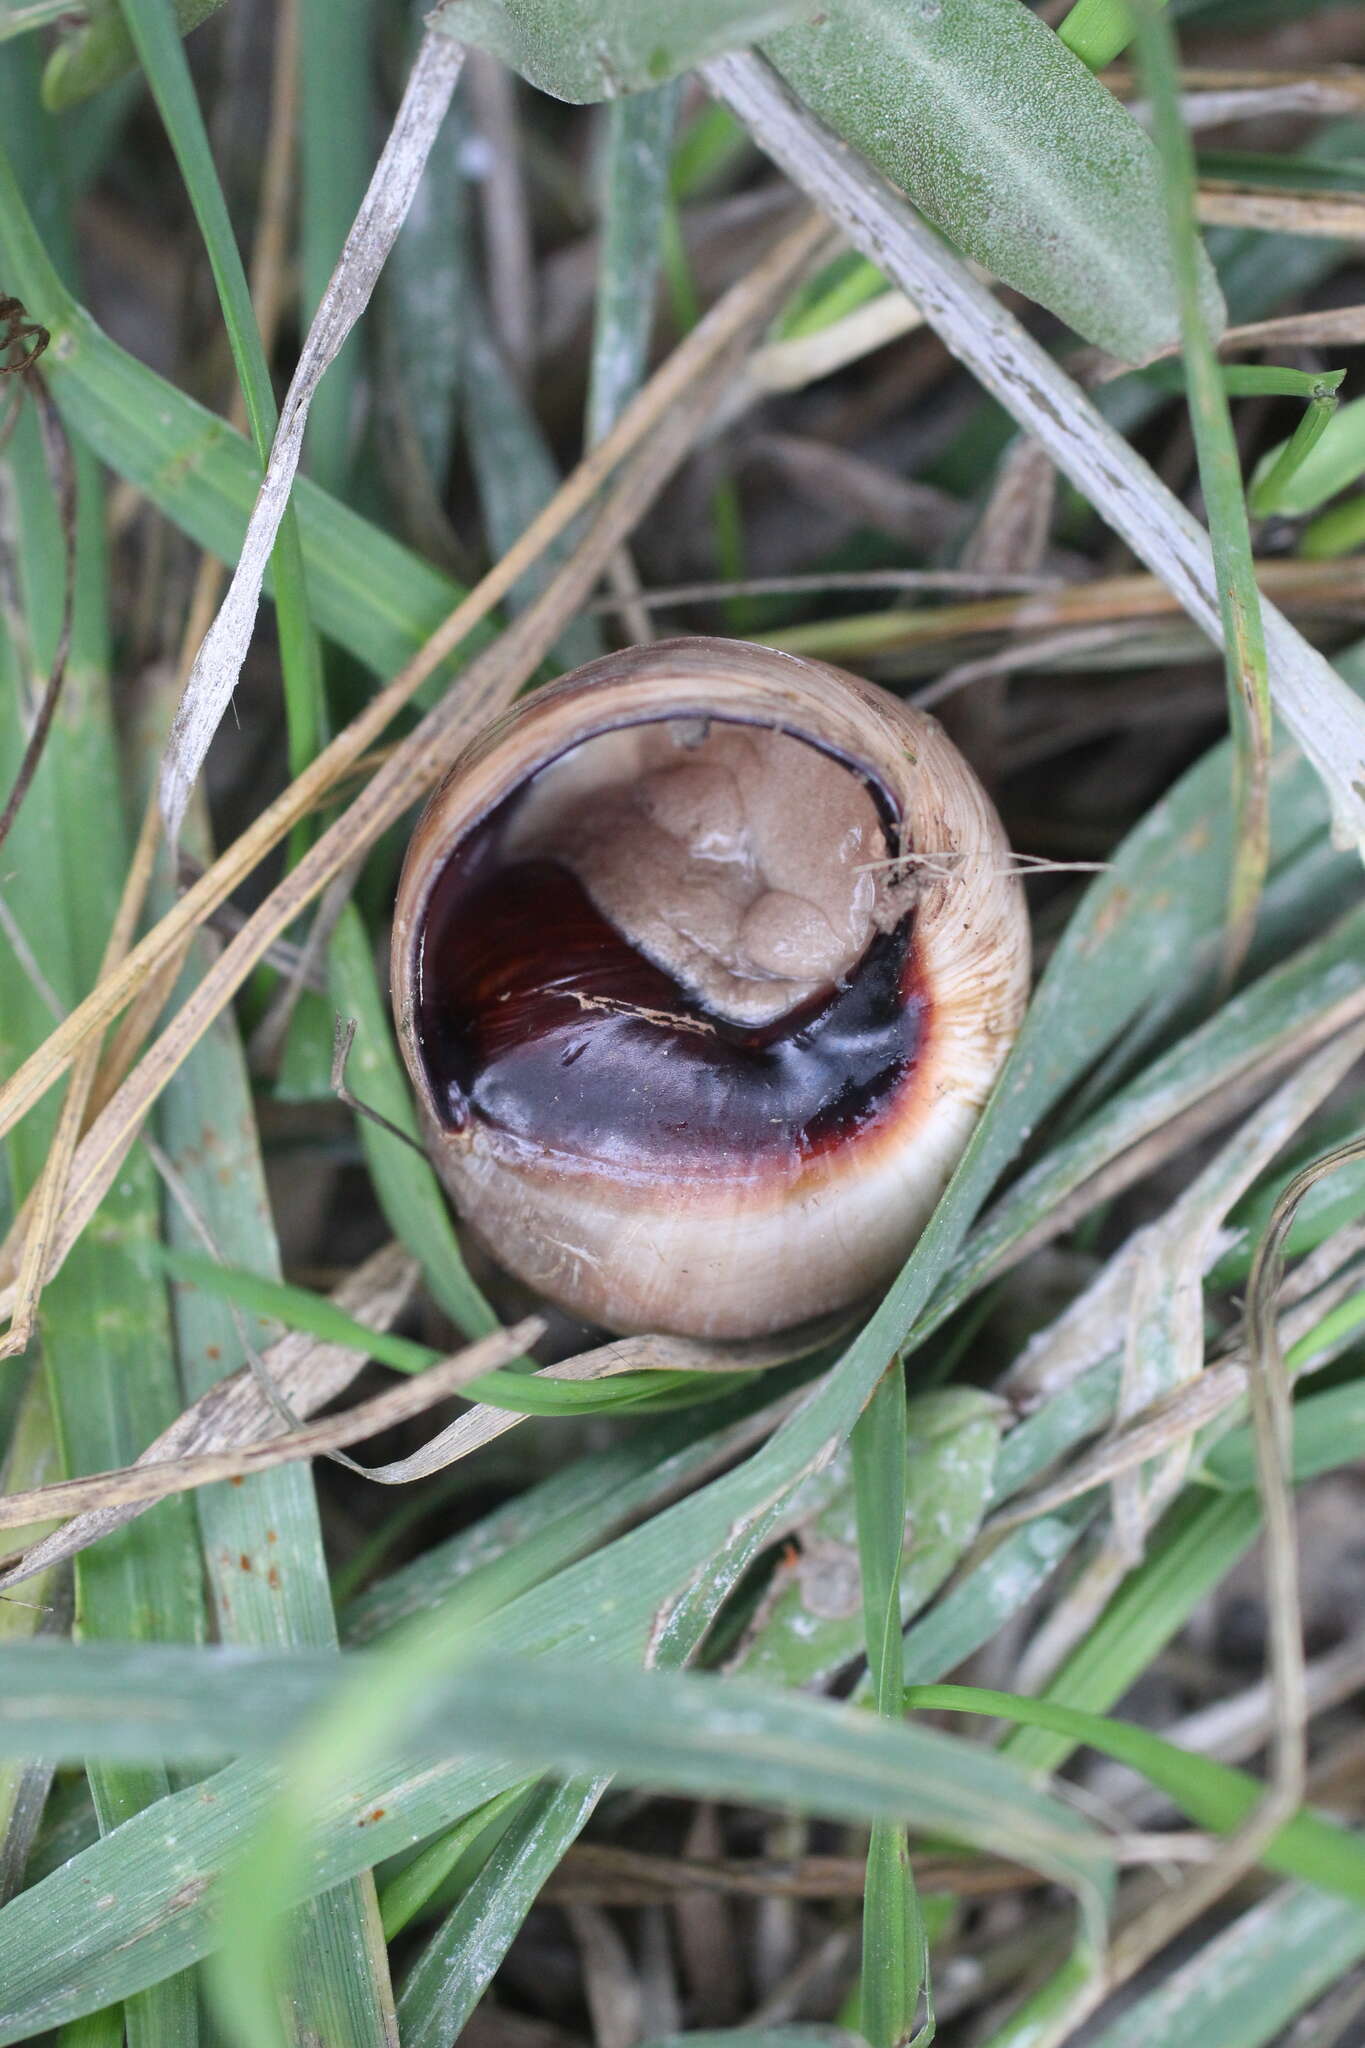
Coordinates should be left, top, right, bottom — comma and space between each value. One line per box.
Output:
391, 638, 1029, 1340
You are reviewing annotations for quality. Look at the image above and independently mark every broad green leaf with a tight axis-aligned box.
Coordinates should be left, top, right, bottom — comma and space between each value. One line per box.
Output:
427, 0, 810, 102
734, 1390, 1003, 1689
764, 0, 1225, 364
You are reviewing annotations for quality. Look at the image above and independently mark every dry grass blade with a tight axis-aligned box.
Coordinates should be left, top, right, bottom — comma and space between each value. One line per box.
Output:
1106, 63, 1365, 113
1088, 1221, 1317, 2020
772, 558, 1365, 662
1243, 1134, 1365, 1760
160, 28, 467, 836
1195, 183, 1365, 239
702, 50, 1365, 857
0, 210, 829, 1167
913, 625, 1131, 712
0, 1264, 823, 1590
0, 792, 161, 1360
1005, 1016, 1365, 1412
0, 1316, 545, 1530
350, 1316, 839, 1490
591, 568, 1061, 613
1213, 305, 1365, 354
0, 1239, 420, 1589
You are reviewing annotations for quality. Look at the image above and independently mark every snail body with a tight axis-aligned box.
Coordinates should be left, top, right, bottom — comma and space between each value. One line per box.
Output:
392, 639, 1028, 1339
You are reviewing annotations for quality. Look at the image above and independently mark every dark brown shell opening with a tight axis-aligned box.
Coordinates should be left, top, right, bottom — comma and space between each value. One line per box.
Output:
410, 715, 928, 1177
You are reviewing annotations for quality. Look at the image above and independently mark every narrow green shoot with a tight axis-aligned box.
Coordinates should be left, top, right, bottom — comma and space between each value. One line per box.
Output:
1251, 387, 1345, 518
1132, 0, 1272, 987
1252, 393, 1365, 519
852, 1364, 929, 2047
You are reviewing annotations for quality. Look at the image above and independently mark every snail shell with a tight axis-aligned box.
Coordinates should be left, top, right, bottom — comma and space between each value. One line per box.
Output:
391, 638, 1029, 1339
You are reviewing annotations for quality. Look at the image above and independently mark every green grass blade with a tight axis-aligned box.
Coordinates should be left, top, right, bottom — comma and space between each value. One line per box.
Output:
852, 1366, 923, 2047
926, 896, 1365, 1352
1205, 1375, 1365, 1491
384, 38, 466, 503
115, 0, 322, 784
343, 1374, 809, 1645
298, 0, 372, 496
735, 1389, 1003, 1689
1132, 0, 1271, 976
395, 1778, 607, 2047
999, 1493, 1260, 1778
0, 163, 205, 2048
898, 1509, 1096, 1690
154, 833, 396, 2038
642, 2034, 866, 2048
906, 1685, 1365, 1901
55, 2010, 126, 2048
1251, 392, 1365, 518
0, 1638, 1114, 2048
463, 295, 603, 670
0, 1366, 64, 1904
158, 1246, 733, 1414
1087, 1885, 1365, 2048
1057, 0, 1162, 70
1302, 490, 1365, 559
0, 143, 486, 699
1249, 392, 1341, 518
586, 81, 681, 445
327, 901, 497, 1337
378, 1783, 529, 1938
